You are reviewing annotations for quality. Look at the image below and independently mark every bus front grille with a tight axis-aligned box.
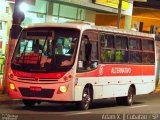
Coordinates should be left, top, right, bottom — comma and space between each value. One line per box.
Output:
19, 88, 54, 98
17, 77, 58, 82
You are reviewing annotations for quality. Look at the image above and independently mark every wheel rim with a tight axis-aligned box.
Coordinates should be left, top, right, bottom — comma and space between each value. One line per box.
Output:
128, 90, 133, 104
82, 91, 91, 109
128, 94, 133, 103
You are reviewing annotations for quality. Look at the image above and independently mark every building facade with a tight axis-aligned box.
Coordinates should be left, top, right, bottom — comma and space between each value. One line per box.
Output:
1, 0, 135, 55
0, 0, 135, 81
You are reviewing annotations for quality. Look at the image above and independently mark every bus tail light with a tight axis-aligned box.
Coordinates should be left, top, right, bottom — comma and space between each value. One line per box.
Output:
9, 83, 16, 91
57, 85, 68, 94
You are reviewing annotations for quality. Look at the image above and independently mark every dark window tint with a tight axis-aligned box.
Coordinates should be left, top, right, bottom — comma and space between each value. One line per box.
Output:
100, 34, 115, 63
129, 38, 141, 50
142, 40, 154, 51
142, 52, 155, 64
115, 36, 128, 49
129, 52, 142, 63
100, 34, 114, 48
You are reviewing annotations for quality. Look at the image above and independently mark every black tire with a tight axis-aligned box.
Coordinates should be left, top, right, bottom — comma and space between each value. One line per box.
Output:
123, 87, 135, 106
116, 87, 135, 106
79, 87, 93, 110
23, 99, 36, 107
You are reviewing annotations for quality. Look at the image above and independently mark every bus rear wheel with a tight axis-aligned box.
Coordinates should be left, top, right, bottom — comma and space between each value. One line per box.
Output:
23, 99, 36, 107
116, 87, 135, 106
124, 87, 135, 106
80, 87, 92, 110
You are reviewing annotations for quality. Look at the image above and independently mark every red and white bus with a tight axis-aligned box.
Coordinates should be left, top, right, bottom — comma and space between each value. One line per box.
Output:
8, 23, 158, 110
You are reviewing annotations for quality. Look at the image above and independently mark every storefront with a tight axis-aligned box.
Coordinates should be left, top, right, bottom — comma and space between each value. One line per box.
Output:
19, 0, 134, 27
22, 0, 86, 26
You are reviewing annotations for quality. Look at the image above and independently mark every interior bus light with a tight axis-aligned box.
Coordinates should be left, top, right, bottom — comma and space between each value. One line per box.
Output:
9, 83, 16, 91
59, 85, 68, 93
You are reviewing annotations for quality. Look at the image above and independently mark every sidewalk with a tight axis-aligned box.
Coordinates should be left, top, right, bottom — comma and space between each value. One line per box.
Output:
0, 93, 22, 104
0, 94, 11, 103
154, 84, 160, 93
0, 74, 22, 104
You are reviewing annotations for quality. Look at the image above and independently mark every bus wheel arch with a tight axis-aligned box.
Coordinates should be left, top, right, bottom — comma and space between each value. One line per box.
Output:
80, 83, 94, 110
130, 84, 136, 95
84, 83, 94, 100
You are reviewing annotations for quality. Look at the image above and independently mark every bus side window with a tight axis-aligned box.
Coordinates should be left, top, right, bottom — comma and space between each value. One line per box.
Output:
128, 38, 142, 63
142, 39, 155, 64
115, 36, 128, 63
77, 33, 98, 72
100, 34, 115, 63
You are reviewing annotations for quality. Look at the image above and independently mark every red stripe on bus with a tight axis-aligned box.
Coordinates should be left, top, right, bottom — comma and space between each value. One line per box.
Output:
76, 64, 155, 77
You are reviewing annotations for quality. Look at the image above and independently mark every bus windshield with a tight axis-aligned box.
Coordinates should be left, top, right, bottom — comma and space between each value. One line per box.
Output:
11, 27, 80, 73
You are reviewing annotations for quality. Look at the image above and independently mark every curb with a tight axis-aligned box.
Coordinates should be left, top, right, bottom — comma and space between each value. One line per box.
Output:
0, 99, 22, 105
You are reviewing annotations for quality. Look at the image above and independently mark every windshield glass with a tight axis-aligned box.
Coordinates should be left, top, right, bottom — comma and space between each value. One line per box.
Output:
11, 27, 80, 73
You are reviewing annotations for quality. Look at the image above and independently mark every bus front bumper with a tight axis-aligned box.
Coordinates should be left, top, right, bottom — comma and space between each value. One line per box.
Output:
8, 79, 74, 102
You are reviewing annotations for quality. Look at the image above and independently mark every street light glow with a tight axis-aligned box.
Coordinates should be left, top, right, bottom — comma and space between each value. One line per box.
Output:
19, 2, 29, 13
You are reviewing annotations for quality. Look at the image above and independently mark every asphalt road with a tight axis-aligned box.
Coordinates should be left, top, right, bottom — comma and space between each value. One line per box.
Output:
0, 93, 160, 120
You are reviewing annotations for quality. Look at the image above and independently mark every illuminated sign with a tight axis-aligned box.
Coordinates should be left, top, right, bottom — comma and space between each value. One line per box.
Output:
94, 0, 130, 10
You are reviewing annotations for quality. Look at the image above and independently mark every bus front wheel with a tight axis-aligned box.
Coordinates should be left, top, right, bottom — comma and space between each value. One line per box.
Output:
79, 87, 92, 110
23, 99, 36, 107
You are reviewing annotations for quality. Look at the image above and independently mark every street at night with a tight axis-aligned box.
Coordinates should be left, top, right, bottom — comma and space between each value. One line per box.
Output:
0, 93, 160, 120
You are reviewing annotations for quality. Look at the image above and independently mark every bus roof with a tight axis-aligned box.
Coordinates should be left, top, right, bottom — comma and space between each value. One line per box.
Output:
25, 22, 155, 38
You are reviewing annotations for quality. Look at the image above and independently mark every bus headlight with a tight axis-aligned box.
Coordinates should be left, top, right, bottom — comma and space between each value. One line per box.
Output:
9, 83, 16, 91
57, 85, 68, 94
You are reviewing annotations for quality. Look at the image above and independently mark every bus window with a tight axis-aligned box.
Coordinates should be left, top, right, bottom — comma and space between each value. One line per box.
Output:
129, 38, 141, 50
55, 38, 64, 54
11, 28, 80, 72
142, 40, 154, 51
142, 52, 155, 64
100, 34, 114, 48
115, 36, 128, 49
128, 38, 142, 64
129, 52, 142, 63
77, 33, 98, 72
142, 39, 155, 64
100, 34, 115, 63
115, 36, 128, 63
